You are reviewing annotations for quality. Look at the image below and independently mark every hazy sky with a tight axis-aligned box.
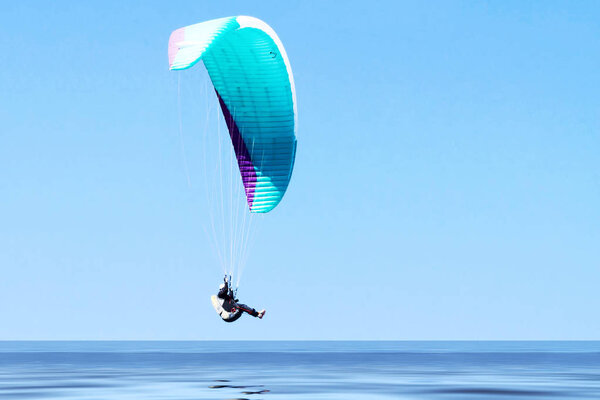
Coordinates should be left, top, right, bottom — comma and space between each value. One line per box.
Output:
1, 1, 599, 340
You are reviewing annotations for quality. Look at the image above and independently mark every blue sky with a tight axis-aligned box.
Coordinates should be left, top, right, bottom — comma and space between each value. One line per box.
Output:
1, 1, 598, 340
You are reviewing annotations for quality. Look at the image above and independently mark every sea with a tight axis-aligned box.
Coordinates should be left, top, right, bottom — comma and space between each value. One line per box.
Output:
0, 341, 599, 399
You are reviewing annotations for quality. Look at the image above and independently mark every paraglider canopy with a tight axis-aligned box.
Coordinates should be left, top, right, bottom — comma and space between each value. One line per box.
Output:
168, 16, 297, 213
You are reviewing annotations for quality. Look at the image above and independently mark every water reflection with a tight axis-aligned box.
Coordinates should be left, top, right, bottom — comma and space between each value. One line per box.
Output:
208, 379, 270, 399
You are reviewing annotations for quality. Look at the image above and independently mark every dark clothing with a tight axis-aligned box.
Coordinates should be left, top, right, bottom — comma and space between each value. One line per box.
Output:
217, 283, 259, 318
234, 303, 259, 317
217, 284, 234, 302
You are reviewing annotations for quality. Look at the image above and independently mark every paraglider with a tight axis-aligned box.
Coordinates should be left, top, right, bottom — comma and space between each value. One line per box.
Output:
211, 276, 265, 323
168, 16, 297, 322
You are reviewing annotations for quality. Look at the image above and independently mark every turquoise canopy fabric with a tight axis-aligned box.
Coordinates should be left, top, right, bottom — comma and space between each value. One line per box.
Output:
169, 16, 297, 213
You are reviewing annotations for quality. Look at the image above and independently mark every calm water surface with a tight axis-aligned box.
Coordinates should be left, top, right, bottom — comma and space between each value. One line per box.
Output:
0, 341, 599, 399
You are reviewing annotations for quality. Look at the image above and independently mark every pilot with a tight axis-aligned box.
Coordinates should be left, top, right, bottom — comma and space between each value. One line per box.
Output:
214, 277, 265, 322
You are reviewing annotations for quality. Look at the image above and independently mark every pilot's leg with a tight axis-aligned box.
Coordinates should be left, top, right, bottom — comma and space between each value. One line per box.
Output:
236, 303, 259, 317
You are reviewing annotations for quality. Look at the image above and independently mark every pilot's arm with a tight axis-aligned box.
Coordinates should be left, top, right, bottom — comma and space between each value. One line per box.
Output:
217, 282, 231, 300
